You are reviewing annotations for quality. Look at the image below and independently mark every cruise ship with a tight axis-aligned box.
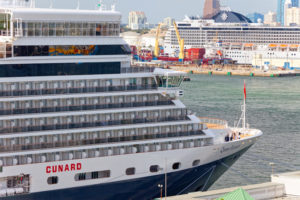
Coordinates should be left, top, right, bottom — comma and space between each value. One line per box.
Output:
164, 9, 300, 66
0, 1, 262, 200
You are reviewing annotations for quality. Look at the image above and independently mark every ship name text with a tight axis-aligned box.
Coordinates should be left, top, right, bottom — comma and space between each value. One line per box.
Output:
46, 163, 82, 174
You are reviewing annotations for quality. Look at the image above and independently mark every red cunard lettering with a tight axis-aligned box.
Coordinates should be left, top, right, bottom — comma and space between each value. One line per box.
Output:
58, 165, 63, 172
52, 166, 57, 173
65, 164, 69, 172
77, 163, 82, 170
46, 163, 82, 174
46, 166, 51, 174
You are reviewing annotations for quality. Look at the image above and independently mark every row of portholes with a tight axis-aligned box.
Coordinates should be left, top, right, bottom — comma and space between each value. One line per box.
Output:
47, 160, 201, 185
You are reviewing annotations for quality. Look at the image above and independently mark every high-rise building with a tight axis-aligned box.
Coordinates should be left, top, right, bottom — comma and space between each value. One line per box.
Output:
277, 0, 299, 25
264, 11, 278, 26
285, 6, 300, 26
163, 17, 175, 28
291, 0, 299, 7
203, 0, 220, 19
246, 12, 264, 23
277, 0, 285, 25
128, 11, 148, 30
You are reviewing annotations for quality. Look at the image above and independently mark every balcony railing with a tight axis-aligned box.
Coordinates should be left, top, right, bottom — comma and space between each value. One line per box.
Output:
121, 67, 156, 74
0, 130, 205, 152
0, 100, 174, 116
198, 117, 228, 129
0, 115, 189, 134
0, 84, 157, 97
0, 30, 11, 37
0, 137, 213, 167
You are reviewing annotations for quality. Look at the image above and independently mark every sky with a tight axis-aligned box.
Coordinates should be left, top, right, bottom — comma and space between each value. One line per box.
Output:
36, 0, 277, 23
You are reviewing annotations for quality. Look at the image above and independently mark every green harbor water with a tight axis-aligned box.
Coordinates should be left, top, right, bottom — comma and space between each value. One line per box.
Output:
180, 74, 300, 189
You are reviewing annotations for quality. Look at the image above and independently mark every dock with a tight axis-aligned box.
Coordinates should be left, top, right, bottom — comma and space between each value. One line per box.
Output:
168, 66, 300, 77
156, 171, 300, 200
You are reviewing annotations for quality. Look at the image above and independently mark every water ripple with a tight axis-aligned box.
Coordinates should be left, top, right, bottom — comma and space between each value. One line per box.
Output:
180, 75, 300, 189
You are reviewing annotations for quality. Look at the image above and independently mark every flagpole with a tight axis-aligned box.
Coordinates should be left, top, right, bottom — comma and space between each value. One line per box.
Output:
243, 80, 246, 130
243, 94, 246, 129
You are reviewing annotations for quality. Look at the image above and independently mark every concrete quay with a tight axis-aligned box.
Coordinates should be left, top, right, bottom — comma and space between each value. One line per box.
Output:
168, 65, 300, 77
160, 171, 300, 200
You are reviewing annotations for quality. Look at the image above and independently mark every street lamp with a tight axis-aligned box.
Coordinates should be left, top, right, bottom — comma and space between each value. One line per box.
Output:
269, 162, 275, 174
158, 184, 163, 200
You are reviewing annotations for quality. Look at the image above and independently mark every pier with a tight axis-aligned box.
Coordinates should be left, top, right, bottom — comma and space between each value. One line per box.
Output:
168, 65, 300, 77
159, 171, 300, 200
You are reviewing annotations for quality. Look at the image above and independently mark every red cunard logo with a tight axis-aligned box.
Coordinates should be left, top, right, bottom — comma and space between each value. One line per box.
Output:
46, 163, 82, 174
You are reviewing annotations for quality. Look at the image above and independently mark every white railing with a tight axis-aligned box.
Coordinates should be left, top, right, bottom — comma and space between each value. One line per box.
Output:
198, 117, 228, 129
0, 30, 11, 37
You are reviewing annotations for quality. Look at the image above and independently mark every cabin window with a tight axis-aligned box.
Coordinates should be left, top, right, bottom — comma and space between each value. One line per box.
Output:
126, 167, 135, 176
47, 176, 58, 185
192, 160, 200, 166
150, 165, 160, 173
172, 162, 181, 170
75, 170, 110, 181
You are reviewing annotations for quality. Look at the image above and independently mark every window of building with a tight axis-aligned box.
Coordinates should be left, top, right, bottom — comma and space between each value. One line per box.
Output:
126, 167, 135, 175
47, 176, 58, 185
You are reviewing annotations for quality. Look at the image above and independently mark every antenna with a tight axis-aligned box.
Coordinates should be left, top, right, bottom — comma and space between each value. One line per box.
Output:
49, 0, 53, 8
111, 0, 116, 11
30, 0, 36, 8
76, 0, 80, 10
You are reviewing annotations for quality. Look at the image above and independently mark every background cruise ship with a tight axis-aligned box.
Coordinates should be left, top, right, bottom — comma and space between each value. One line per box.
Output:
164, 8, 300, 67
0, 1, 262, 199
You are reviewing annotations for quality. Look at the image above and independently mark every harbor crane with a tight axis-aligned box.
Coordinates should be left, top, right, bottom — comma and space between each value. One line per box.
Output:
154, 24, 161, 59
173, 21, 185, 61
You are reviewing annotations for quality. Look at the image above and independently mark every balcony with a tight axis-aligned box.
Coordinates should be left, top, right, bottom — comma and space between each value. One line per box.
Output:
0, 130, 205, 152
198, 117, 228, 130
0, 100, 174, 116
0, 84, 157, 97
0, 114, 189, 134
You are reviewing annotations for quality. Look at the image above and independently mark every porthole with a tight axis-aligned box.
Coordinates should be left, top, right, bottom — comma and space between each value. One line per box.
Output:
47, 176, 58, 185
150, 165, 160, 173
126, 167, 135, 175
192, 160, 200, 166
172, 162, 181, 170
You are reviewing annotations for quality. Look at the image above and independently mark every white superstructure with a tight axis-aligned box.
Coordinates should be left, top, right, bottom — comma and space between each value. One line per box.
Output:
0, 2, 262, 200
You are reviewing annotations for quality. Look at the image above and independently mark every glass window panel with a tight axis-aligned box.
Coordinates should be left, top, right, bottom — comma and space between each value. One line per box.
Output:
42, 23, 49, 36
49, 23, 55, 36
75, 23, 82, 36
27, 22, 34, 36
82, 23, 88, 36
89, 23, 95, 36
102, 23, 107, 36
64, 22, 70, 36
34, 22, 42, 36
96, 24, 101, 36
22, 22, 28, 37
70, 23, 76, 36
56, 23, 64, 36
